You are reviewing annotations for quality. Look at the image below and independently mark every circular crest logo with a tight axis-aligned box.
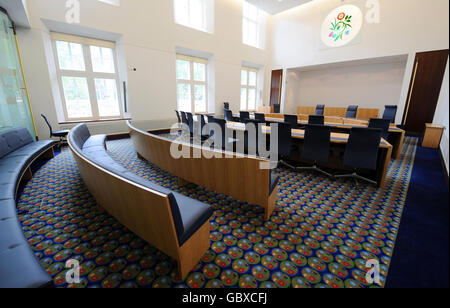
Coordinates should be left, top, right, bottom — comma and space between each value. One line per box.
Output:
321, 4, 363, 48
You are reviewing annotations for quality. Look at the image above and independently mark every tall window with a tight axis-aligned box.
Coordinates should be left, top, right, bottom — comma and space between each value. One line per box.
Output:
240, 67, 258, 111
174, 0, 212, 32
176, 55, 208, 113
52, 33, 122, 121
243, 1, 265, 48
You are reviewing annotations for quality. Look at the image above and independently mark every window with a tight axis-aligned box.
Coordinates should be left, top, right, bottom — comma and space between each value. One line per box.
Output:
240, 67, 258, 111
52, 33, 122, 121
174, 0, 213, 33
176, 55, 208, 113
242, 1, 266, 48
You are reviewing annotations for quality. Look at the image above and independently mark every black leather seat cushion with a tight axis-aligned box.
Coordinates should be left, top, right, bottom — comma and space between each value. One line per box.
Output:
6, 140, 55, 158
0, 199, 17, 220
0, 156, 31, 200
269, 172, 279, 195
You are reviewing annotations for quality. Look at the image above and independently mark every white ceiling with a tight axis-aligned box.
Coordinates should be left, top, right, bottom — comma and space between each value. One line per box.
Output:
246, 0, 314, 15
0, 0, 30, 28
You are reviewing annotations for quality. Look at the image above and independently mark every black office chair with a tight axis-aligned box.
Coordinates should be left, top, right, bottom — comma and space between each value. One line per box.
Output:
369, 118, 390, 140
284, 115, 298, 128
241, 119, 265, 155
383, 105, 397, 124
274, 122, 296, 169
175, 110, 182, 123
273, 104, 281, 114
41, 114, 69, 147
186, 112, 194, 136
224, 109, 234, 122
335, 127, 382, 186
181, 111, 189, 127
206, 115, 215, 123
315, 105, 325, 116
255, 113, 265, 123
224, 102, 230, 110
308, 115, 324, 125
211, 118, 237, 151
297, 125, 332, 177
197, 114, 209, 139
240, 111, 250, 122
346, 106, 358, 119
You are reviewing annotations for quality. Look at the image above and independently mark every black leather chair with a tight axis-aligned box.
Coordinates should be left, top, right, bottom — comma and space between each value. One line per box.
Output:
41, 114, 69, 147
181, 111, 189, 127
273, 104, 281, 113
175, 110, 182, 123
224, 102, 230, 110
240, 111, 250, 123
240, 119, 266, 155
308, 115, 324, 125
315, 105, 325, 116
284, 115, 298, 128
186, 112, 194, 135
211, 118, 237, 151
383, 105, 397, 123
297, 125, 332, 177
274, 122, 296, 169
369, 118, 391, 140
346, 106, 358, 118
255, 113, 266, 123
224, 109, 234, 122
335, 127, 382, 185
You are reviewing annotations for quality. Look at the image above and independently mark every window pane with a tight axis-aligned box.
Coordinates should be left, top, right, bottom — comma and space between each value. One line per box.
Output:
174, 0, 189, 25
193, 62, 206, 82
194, 84, 206, 113
243, 19, 249, 44
177, 83, 191, 112
248, 3, 258, 21
248, 88, 256, 110
90, 46, 115, 73
248, 21, 257, 46
248, 71, 257, 86
61, 76, 92, 118
176, 60, 190, 80
189, 0, 204, 29
56, 41, 85, 71
95, 78, 120, 117
241, 70, 248, 85
240, 88, 247, 110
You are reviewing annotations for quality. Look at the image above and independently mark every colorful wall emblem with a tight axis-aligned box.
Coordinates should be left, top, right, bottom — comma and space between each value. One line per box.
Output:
321, 5, 363, 48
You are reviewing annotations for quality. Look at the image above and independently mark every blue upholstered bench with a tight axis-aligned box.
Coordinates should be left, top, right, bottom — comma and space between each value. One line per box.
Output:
69, 124, 213, 279
0, 128, 56, 288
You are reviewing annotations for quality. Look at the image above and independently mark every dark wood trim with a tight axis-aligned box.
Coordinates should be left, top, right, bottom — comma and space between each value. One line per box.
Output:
439, 146, 449, 186
106, 128, 172, 141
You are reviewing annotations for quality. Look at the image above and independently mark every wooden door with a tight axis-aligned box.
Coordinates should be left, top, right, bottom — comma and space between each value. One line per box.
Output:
269, 69, 283, 107
403, 50, 448, 134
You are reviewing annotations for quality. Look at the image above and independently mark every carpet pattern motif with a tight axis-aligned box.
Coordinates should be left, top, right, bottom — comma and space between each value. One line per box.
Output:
17, 137, 418, 288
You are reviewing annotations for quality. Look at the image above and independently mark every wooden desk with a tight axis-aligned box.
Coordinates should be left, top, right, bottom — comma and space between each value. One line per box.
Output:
422, 124, 445, 148
296, 106, 379, 120
226, 121, 393, 189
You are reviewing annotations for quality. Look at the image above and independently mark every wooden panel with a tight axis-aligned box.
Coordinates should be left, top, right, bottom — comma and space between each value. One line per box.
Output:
297, 106, 316, 115
128, 123, 277, 219
324, 116, 344, 124
257, 106, 273, 113
356, 108, 379, 120
270, 69, 283, 107
324, 107, 346, 117
422, 124, 445, 148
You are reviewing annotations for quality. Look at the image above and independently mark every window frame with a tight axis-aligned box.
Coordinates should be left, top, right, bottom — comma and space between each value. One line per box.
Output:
240, 67, 258, 112
51, 32, 123, 122
242, 1, 261, 48
176, 54, 209, 113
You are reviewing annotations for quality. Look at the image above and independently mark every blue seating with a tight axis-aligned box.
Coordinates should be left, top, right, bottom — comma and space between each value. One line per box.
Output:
383, 105, 398, 123
0, 127, 55, 288
315, 104, 325, 115
346, 106, 359, 118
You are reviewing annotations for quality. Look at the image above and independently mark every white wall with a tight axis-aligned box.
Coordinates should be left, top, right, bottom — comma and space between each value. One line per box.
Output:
15, 0, 270, 138
433, 59, 449, 174
283, 58, 407, 114
267, 0, 450, 123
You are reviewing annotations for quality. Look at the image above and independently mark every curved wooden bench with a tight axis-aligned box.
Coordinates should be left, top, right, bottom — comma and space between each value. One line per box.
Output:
68, 124, 213, 279
127, 121, 279, 220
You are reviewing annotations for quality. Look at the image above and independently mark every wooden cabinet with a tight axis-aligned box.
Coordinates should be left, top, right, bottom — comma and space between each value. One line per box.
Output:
422, 123, 445, 148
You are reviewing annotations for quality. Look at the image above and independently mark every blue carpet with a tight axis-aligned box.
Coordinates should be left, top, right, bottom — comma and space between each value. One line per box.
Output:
386, 145, 449, 288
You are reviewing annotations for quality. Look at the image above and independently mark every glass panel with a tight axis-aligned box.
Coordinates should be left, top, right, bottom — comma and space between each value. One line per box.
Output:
240, 88, 247, 110
241, 70, 247, 85
61, 76, 92, 118
248, 71, 257, 86
174, 0, 189, 25
248, 21, 257, 47
248, 3, 258, 21
95, 78, 120, 117
193, 62, 206, 81
189, 0, 204, 29
55, 40, 85, 71
242, 19, 248, 44
177, 83, 191, 112
248, 88, 256, 110
90, 46, 115, 73
176, 59, 190, 80
0, 11, 35, 137
194, 84, 206, 112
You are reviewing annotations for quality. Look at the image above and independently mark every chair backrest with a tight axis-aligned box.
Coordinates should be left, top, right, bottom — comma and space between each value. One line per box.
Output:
276, 122, 293, 157
198, 114, 207, 136
224, 102, 230, 110
186, 112, 194, 134
41, 114, 53, 137
0, 127, 34, 159
273, 104, 281, 114
284, 115, 298, 127
244, 119, 264, 154
240, 111, 250, 122
255, 113, 265, 122
212, 118, 227, 147
175, 111, 181, 123
224, 109, 233, 121
368, 118, 390, 139
309, 115, 324, 125
180, 111, 188, 125
315, 105, 325, 115
383, 105, 397, 123
343, 127, 382, 170
346, 106, 358, 119
302, 124, 331, 163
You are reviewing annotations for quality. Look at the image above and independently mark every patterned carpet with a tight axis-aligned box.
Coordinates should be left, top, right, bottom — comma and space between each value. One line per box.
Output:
16, 136, 418, 288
